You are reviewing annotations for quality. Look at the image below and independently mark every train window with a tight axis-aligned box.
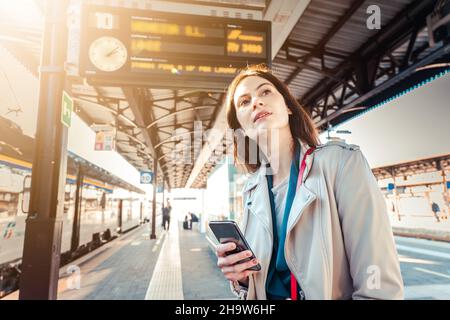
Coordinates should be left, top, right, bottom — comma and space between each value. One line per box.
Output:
99, 192, 108, 210
64, 184, 76, 216
21, 175, 31, 214
0, 166, 12, 188
0, 192, 19, 218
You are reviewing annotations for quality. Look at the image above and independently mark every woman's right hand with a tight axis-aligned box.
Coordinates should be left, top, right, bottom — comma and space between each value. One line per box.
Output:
215, 242, 260, 286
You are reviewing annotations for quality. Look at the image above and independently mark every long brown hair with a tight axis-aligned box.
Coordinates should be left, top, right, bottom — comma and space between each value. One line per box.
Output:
226, 64, 320, 173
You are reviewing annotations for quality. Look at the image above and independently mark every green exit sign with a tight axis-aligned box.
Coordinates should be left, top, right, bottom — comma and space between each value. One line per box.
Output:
61, 90, 73, 128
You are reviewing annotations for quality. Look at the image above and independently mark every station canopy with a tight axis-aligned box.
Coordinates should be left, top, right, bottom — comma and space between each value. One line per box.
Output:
372, 154, 450, 181
1, 0, 449, 189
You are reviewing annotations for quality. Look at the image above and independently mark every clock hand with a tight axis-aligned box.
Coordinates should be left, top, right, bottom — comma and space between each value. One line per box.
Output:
106, 46, 120, 57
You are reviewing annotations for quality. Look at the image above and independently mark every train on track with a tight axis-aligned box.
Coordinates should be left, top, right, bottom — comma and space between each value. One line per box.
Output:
0, 116, 157, 297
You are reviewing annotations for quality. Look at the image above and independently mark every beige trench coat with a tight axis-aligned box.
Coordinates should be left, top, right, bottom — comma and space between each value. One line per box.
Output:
232, 139, 404, 300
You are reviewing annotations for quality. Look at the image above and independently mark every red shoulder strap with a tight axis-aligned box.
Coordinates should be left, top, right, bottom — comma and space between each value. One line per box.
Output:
291, 146, 315, 300
296, 146, 315, 191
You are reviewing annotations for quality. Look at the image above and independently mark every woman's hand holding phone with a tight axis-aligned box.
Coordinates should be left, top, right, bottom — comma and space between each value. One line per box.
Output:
215, 242, 260, 285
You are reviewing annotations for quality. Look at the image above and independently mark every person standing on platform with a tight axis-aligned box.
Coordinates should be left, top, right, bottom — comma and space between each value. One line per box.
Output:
215, 64, 403, 300
431, 201, 441, 222
162, 200, 172, 231
187, 212, 193, 230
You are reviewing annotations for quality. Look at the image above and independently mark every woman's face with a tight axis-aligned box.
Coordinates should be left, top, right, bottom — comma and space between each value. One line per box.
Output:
233, 76, 291, 140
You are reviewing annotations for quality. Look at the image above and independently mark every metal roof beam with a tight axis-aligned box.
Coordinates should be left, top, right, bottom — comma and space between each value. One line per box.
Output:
145, 105, 215, 129
162, 0, 266, 11
316, 42, 450, 128
274, 56, 352, 83
301, 0, 442, 128
72, 96, 139, 129
122, 87, 160, 172
284, 0, 366, 85
282, 40, 349, 60
158, 145, 196, 162
264, 0, 311, 59
155, 129, 204, 149
0, 41, 39, 77
302, 0, 436, 105
186, 99, 227, 188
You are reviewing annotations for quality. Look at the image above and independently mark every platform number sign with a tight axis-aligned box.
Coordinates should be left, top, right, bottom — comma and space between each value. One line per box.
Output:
61, 90, 73, 128
95, 12, 114, 29
140, 171, 153, 184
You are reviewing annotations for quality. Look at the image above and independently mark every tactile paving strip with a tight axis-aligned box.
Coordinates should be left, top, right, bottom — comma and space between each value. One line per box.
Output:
145, 223, 183, 300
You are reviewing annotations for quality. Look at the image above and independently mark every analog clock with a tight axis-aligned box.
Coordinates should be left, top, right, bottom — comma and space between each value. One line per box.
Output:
88, 37, 127, 72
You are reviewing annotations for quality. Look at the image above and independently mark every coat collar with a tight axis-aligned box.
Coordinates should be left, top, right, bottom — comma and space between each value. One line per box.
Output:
242, 138, 318, 233
288, 139, 317, 231
298, 139, 315, 184
243, 138, 316, 194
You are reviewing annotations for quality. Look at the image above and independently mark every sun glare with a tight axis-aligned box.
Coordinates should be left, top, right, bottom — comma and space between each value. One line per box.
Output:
0, 0, 43, 26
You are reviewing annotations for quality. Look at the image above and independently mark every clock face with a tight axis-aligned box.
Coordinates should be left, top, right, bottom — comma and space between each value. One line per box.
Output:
88, 37, 127, 72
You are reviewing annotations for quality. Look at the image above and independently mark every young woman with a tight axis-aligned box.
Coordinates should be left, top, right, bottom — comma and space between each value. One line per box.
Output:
215, 64, 403, 300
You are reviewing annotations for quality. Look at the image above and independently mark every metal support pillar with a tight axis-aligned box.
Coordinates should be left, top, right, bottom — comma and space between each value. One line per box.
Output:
150, 161, 157, 239
391, 170, 401, 221
70, 164, 83, 252
439, 161, 449, 218
162, 181, 165, 210
19, 0, 70, 300
425, 190, 433, 217
118, 199, 123, 233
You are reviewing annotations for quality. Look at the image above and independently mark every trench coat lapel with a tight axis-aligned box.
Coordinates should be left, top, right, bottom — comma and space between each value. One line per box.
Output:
243, 170, 273, 236
287, 140, 317, 232
243, 140, 317, 235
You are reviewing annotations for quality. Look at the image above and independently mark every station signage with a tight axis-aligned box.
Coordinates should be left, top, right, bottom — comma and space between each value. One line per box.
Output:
79, 5, 271, 89
61, 91, 73, 128
140, 171, 154, 184
91, 124, 116, 151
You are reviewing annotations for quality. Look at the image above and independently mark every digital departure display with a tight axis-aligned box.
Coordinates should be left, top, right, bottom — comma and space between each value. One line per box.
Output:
79, 5, 271, 89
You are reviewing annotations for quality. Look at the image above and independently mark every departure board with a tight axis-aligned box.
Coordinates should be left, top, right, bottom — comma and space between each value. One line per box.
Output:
79, 5, 271, 89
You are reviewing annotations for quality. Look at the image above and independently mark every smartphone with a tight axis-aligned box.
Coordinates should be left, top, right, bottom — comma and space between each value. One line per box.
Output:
208, 220, 261, 271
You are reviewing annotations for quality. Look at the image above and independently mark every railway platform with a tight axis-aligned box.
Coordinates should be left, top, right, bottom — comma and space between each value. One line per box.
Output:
3, 219, 450, 300
3, 221, 234, 300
